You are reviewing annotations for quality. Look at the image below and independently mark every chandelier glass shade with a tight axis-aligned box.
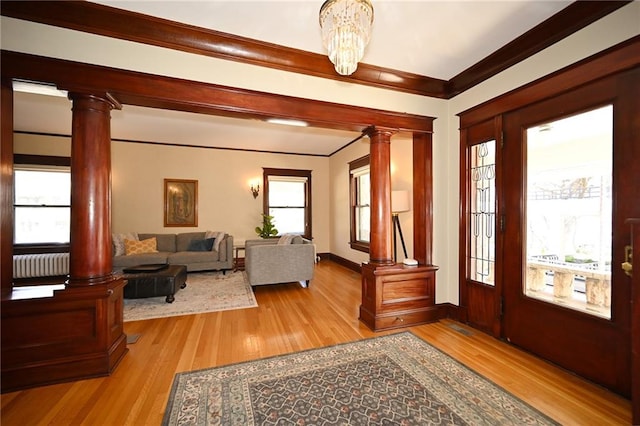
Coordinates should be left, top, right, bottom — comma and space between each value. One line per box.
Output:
319, 0, 374, 76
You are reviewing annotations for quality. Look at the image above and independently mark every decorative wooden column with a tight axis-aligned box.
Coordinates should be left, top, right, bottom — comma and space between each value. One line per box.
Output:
367, 127, 394, 265
67, 92, 119, 285
359, 127, 439, 331
0, 91, 128, 392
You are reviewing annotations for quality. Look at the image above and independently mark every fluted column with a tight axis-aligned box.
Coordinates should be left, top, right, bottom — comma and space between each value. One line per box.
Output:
67, 92, 119, 286
367, 127, 395, 265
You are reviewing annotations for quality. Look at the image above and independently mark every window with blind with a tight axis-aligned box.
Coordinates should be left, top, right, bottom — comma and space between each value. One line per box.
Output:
349, 155, 370, 252
264, 168, 312, 239
14, 163, 71, 245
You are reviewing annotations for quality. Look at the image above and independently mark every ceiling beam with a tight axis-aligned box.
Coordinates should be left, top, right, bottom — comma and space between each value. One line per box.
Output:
1, 1, 630, 99
2, 50, 433, 134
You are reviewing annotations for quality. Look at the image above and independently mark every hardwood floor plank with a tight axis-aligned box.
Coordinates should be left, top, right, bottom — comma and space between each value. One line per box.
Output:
1, 260, 631, 425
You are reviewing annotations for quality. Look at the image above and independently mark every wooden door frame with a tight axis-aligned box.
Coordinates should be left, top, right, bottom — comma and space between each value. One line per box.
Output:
458, 37, 640, 401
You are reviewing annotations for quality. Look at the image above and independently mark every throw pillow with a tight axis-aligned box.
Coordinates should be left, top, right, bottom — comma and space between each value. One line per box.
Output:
277, 233, 296, 245
187, 238, 215, 252
124, 237, 158, 255
205, 230, 226, 251
112, 232, 138, 256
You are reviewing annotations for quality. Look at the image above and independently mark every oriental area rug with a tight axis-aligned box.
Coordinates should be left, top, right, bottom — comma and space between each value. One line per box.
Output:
123, 271, 257, 322
162, 332, 558, 426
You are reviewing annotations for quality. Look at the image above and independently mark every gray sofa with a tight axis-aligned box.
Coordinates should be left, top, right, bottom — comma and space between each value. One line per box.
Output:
245, 236, 315, 287
112, 232, 233, 273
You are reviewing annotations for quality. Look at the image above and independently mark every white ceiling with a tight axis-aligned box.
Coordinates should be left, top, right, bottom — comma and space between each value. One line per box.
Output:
13, 1, 573, 156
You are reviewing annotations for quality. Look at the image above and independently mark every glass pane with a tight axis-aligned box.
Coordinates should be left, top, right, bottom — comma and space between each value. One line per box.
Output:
14, 170, 70, 205
357, 174, 370, 206
525, 105, 612, 319
269, 208, 304, 235
268, 181, 305, 207
356, 206, 370, 242
469, 140, 496, 285
15, 207, 70, 243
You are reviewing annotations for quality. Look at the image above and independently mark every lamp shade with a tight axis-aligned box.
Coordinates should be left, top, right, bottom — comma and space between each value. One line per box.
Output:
392, 190, 410, 213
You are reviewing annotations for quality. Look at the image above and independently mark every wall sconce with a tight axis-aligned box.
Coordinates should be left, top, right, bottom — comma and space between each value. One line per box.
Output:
250, 183, 260, 199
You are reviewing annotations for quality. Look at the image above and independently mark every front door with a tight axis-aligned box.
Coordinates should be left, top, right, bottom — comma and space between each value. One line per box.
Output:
501, 69, 639, 396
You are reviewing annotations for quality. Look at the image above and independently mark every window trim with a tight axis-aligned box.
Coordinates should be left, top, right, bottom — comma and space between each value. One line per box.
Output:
263, 168, 312, 239
349, 155, 370, 253
13, 154, 71, 254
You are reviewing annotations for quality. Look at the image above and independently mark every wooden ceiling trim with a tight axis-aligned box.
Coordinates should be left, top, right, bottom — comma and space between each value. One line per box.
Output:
0, 0, 447, 99
2, 50, 433, 134
458, 36, 640, 128
448, 1, 632, 97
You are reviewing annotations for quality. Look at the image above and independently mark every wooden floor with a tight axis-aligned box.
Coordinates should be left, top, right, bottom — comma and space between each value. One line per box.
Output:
1, 260, 631, 425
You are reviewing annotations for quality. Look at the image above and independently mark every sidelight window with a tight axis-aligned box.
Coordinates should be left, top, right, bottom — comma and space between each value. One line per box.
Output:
469, 141, 496, 286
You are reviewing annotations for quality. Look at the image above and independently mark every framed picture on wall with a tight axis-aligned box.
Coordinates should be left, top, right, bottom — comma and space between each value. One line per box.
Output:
164, 178, 198, 227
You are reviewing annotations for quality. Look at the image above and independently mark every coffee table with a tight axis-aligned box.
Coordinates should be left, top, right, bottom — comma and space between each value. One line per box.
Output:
122, 264, 187, 303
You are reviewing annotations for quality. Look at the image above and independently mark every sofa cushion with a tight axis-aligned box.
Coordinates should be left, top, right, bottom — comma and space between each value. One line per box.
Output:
125, 237, 158, 255
169, 250, 219, 264
187, 238, 215, 252
113, 232, 138, 256
139, 233, 176, 252
205, 230, 226, 251
176, 232, 207, 252
113, 252, 170, 268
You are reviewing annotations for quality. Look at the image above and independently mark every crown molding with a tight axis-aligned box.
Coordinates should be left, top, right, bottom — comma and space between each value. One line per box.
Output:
0, 1, 632, 99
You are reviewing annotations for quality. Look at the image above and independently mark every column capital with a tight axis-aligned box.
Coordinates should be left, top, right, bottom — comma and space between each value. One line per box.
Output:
67, 91, 122, 110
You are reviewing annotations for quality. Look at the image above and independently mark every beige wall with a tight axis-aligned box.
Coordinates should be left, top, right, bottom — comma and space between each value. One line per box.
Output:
5, 2, 639, 305
14, 133, 331, 252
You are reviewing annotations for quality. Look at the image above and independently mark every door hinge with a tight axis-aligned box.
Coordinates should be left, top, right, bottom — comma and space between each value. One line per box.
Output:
500, 131, 504, 149
500, 214, 505, 233
499, 296, 504, 317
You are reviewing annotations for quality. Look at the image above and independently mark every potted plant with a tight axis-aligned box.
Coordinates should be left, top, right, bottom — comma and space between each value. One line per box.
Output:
255, 213, 278, 238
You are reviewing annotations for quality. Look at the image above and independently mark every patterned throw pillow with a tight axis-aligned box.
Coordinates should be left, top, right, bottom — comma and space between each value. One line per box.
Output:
113, 232, 138, 256
124, 237, 158, 255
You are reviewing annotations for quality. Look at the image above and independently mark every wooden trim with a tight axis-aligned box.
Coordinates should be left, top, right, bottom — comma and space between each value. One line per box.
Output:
327, 253, 362, 273
13, 154, 70, 167
448, 1, 632, 97
412, 132, 433, 265
1, 79, 13, 295
458, 36, 640, 128
262, 168, 312, 239
349, 155, 371, 253
1, 50, 433, 135
0, 0, 629, 99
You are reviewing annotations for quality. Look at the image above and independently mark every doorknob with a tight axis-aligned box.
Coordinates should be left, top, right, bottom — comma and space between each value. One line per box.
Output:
622, 245, 633, 277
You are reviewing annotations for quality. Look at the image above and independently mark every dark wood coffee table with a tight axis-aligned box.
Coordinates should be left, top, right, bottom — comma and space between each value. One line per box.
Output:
122, 264, 187, 303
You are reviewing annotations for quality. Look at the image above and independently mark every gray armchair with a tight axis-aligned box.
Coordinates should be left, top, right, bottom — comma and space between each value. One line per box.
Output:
245, 236, 315, 288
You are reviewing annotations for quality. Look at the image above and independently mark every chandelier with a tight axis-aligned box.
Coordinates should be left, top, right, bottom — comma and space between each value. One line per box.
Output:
319, 0, 374, 76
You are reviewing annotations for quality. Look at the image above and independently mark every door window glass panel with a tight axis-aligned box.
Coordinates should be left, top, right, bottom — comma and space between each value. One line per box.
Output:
525, 105, 612, 319
469, 141, 496, 285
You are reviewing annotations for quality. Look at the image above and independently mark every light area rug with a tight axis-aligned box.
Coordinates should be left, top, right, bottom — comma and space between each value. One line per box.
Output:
163, 332, 559, 426
123, 271, 257, 322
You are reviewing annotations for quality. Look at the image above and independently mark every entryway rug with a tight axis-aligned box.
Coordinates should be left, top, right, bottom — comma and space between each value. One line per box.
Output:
123, 271, 257, 322
162, 332, 558, 425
